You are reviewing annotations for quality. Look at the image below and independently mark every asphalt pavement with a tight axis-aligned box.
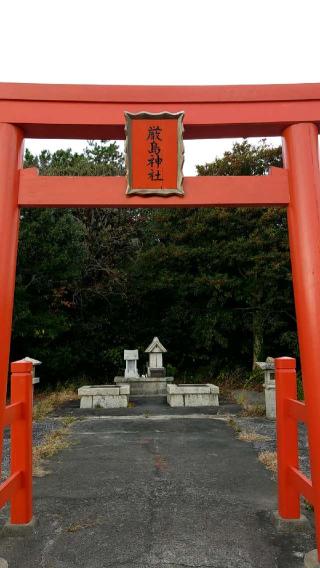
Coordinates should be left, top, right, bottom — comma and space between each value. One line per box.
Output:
0, 400, 315, 568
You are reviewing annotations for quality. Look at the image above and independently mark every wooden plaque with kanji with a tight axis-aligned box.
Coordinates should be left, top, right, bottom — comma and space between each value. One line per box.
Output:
125, 111, 184, 196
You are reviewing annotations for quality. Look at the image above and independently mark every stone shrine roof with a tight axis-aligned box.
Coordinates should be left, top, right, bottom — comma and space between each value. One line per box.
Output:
145, 337, 167, 354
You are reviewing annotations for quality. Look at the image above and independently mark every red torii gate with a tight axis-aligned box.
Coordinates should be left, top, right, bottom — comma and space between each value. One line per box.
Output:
1, 82, 320, 558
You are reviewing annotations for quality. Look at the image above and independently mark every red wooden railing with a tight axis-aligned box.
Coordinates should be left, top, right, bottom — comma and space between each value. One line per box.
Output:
275, 357, 317, 556
0, 360, 33, 524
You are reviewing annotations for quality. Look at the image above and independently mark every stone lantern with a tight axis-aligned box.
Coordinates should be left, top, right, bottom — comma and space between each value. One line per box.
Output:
20, 356, 42, 385
145, 337, 167, 378
124, 350, 139, 379
256, 356, 275, 419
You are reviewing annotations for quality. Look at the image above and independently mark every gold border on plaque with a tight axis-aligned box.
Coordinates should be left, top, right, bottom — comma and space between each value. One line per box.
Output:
125, 111, 185, 196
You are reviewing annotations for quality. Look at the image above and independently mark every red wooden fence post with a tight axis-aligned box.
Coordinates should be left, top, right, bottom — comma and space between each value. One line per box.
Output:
275, 357, 300, 519
10, 360, 33, 525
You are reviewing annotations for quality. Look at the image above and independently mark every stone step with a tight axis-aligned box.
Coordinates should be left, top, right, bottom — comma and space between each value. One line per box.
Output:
129, 395, 167, 406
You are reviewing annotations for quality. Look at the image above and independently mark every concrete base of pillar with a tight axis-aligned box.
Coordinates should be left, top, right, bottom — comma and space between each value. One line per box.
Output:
1, 516, 36, 536
304, 550, 320, 567
271, 511, 309, 532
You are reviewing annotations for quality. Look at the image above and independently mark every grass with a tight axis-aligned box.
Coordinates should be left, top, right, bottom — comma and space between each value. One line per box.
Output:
33, 388, 78, 420
258, 450, 278, 473
240, 403, 266, 417
228, 418, 241, 433
303, 497, 314, 512
237, 430, 271, 443
231, 390, 266, 417
61, 416, 78, 427
214, 369, 247, 400
32, 386, 79, 475
32, 385, 79, 475
65, 517, 102, 533
33, 419, 76, 477
229, 420, 277, 476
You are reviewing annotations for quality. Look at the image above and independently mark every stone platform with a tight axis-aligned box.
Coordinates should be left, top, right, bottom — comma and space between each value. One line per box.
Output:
167, 383, 219, 407
78, 385, 129, 408
114, 376, 173, 395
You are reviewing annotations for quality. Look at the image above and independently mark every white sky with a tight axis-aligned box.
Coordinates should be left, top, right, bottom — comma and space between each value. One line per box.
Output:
1, 0, 320, 174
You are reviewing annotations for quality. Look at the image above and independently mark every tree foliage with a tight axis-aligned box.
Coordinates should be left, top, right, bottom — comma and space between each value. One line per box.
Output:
128, 140, 297, 376
12, 139, 297, 386
15, 142, 143, 381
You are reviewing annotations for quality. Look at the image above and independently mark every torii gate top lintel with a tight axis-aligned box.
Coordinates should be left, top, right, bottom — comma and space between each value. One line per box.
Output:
1, 80, 320, 209
1, 81, 320, 139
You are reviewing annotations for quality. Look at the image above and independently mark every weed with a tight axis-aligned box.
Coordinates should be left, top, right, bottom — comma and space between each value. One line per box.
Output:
33, 420, 76, 477
61, 416, 78, 427
241, 404, 266, 417
33, 388, 78, 420
214, 368, 247, 399
302, 497, 314, 512
258, 450, 277, 473
228, 418, 241, 433
66, 519, 100, 533
234, 392, 245, 406
243, 367, 265, 390
238, 431, 271, 443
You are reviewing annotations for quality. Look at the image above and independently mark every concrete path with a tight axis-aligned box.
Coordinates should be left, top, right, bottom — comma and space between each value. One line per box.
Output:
0, 406, 315, 567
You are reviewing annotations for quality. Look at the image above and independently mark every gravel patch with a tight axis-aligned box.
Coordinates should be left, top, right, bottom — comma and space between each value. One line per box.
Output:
234, 416, 310, 478
1, 418, 61, 480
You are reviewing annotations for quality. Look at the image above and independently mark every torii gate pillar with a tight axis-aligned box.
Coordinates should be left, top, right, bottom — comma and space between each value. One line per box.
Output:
0, 123, 23, 466
283, 122, 320, 549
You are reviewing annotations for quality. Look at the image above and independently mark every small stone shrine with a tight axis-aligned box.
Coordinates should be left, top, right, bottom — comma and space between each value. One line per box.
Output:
124, 349, 139, 378
114, 338, 173, 395
145, 337, 166, 378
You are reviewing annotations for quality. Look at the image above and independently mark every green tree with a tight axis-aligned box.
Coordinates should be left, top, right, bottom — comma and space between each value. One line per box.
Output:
14, 208, 87, 376
197, 140, 294, 367
24, 141, 125, 176
14, 142, 142, 383
14, 139, 297, 386
128, 140, 296, 377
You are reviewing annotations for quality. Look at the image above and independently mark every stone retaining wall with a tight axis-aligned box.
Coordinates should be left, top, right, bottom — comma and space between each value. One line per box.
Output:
167, 384, 219, 407
78, 385, 129, 409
